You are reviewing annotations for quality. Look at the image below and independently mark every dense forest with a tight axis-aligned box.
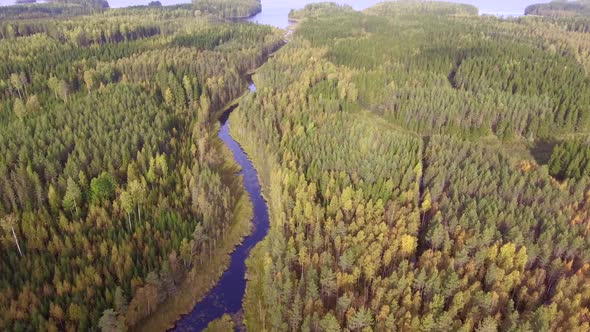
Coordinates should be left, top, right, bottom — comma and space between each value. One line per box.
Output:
0, 0, 110, 20
231, 2, 590, 331
548, 139, 590, 180
193, 0, 261, 19
48, 0, 110, 10
3, 0, 590, 331
525, 0, 590, 17
288, 3, 353, 21
0, 3, 283, 331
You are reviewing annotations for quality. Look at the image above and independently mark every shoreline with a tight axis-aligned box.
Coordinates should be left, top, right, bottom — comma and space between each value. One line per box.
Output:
229, 124, 274, 332
137, 38, 285, 330
133, 118, 255, 332
133, 77, 262, 332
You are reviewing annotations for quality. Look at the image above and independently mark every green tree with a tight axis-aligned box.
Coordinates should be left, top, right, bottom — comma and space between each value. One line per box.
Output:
0, 214, 23, 257
179, 238, 192, 268
90, 172, 117, 203
348, 307, 374, 331
63, 178, 82, 215
114, 287, 128, 313
84, 69, 97, 91
476, 316, 498, 332
25, 95, 40, 113
13, 98, 26, 120
320, 312, 341, 332
48, 184, 61, 214
10, 73, 23, 99
128, 180, 146, 222
120, 191, 133, 231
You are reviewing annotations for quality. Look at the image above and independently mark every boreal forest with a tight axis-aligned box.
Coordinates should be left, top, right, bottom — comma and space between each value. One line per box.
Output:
1, 0, 590, 331
231, 1, 590, 331
0, 0, 283, 330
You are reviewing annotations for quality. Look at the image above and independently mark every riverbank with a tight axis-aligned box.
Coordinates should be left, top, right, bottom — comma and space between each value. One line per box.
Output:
170, 82, 272, 330
227, 90, 277, 331
134, 140, 254, 332
131, 23, 287, 328
128, 5, 293, 331
226, 23, 296, 332
135, 34, 284, 329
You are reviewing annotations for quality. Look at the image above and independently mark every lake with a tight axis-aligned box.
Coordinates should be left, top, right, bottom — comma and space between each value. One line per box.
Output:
247, 0, 551, 29
0, 0, 550, 21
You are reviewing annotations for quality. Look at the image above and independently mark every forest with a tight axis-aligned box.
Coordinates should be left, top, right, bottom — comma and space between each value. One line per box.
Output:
0, 3, 283, 331
0, 0, 109, 20
2, 0, 590, 331
525, 0, 590, 18
230, 2, 590, 331
548, 139, 590, 180
193, 0, 261, 19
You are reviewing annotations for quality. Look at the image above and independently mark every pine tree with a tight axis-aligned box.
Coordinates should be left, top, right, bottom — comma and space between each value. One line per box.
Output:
63, 178, 82, 215
0, 214, 23, 257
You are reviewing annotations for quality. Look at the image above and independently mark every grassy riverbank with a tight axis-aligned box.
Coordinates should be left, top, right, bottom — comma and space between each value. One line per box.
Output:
135, 192, 252, 331
135, 28, 286, 330
134, 121, 254, 332
204, 314, 236, 331
228, 93, 277, 331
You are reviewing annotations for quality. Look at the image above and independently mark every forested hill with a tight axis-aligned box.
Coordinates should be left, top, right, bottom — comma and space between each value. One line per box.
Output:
49, 0, 110, 9
0, 4, 283, 331
233, 2, 590, 331
288, 3, 354, 21
526, 0, 590, 17
0, 0, 261, 20
0, 0, 110, 20
193, 0, 261, 19
294, 1, 590, 140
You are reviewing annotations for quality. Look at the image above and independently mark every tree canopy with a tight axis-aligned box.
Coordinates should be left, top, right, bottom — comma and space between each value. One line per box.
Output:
0, 4, 282, 331
235, 2, 590, 331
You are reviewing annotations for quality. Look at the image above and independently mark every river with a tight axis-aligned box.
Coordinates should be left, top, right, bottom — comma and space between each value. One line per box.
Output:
171, 83, 267, 331
0, 0, 554, 330
170, 0, 553, 331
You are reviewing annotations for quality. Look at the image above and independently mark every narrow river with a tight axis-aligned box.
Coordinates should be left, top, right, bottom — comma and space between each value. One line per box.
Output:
169, 0, 534, 330
171, 82, 269, 331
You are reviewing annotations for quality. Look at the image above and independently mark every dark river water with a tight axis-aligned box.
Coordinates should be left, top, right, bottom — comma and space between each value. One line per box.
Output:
172, 83, 269, 331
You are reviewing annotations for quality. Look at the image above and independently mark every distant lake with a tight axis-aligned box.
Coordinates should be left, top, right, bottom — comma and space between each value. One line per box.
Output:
0, 0, 550, 19
0, 0, 188, 6
247, 0, 552, 29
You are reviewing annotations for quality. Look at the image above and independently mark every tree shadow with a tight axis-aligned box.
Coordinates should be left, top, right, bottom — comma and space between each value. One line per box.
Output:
529, 138, 559, 166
